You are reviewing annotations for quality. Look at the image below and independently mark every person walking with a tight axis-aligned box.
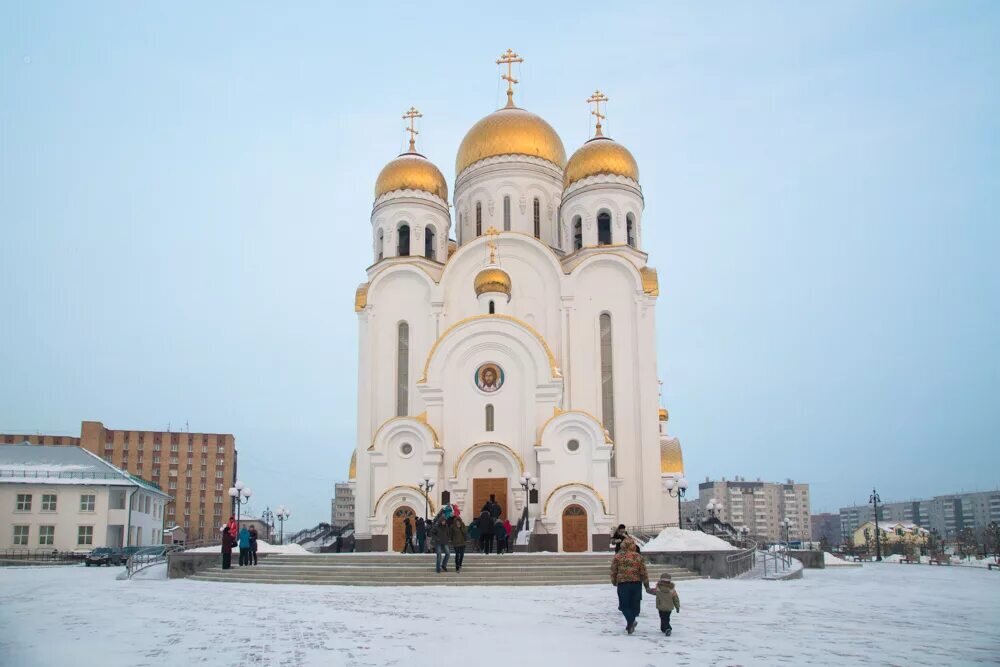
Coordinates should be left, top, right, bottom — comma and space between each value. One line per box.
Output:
237, 525, 251, 567
335, 534, 343, 553
611, 524, 629, 553
248, 525, 259, 566
416, 517, 427, 553
478, 509, 494, 554
402, 517, 416, 553
220, 525, 234, 570
469, 518, 481, 552
610, 538, 649, 634
451, 516, 468, 573
646, 572, 681, 636
431, 516, 452, 573
494, 518, 507, 555
482, 494, 502, 521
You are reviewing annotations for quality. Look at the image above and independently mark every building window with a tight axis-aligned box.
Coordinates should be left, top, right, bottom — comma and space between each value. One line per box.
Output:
377, 229, 384, 260
169, 480, 177, 490
626, 213, 636, 247
567, 439, 580, 452
16, 494, 32, 511
80, 494, 96, 512
425, 225, 437, 260
397, 223, 411, 256
599, 313, 616, 475
397, 321, 409, 416
77, 526, 94, 546
488, 300, 495, 314
597, 211, 612, 245
39, 525, 54, 546
476, 202, 482, 236
573, 216, 583, 250
503, 195, 511, 231
13, 525, 29, 546
485, 404, 495, 432
533, 198, 540, 238
110, 490, 126, 510
216, 470, 224, 479
41, 494, 57, 512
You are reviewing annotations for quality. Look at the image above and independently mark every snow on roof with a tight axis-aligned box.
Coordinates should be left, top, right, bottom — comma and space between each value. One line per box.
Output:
0, 444, 170, 497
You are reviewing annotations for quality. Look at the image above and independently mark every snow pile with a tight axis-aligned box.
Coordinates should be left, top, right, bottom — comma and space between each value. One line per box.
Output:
824, 552, 860, 567
642, 527, 737, 552
187, 540, 311, 555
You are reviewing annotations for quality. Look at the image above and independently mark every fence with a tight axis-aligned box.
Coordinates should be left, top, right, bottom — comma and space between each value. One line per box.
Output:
0, 548, 83, 564
725, 538, 759, 578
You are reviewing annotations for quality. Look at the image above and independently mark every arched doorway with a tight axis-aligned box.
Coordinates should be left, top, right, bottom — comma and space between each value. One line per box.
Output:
562, 504, 588, 552
392, 506, 416, 552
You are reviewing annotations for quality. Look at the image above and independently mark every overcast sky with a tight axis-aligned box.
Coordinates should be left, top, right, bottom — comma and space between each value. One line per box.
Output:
2, 2, 998, 530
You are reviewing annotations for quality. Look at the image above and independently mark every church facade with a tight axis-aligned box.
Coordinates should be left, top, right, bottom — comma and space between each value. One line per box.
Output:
350, 52, 684, 552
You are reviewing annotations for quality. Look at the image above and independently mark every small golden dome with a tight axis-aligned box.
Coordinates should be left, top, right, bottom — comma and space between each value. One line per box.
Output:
456, 107, 566, 177
348, 450, 357, 480
474, 267, 512, 297
660, 437, 684, 474
659, 408, 669, 422
563, 136, 639, 189
375, 152, 448, 202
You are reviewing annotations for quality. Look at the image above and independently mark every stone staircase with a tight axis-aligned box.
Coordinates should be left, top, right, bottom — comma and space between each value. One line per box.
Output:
186, 552, 701, 586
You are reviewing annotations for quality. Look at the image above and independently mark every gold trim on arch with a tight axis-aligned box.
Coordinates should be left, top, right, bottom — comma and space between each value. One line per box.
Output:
367, 415, 442, 451
543, 482, 608, 515
536, 407, 614, 446
418, 314, 560, 383
374, 484, 436, 516
452, 441, 526, 478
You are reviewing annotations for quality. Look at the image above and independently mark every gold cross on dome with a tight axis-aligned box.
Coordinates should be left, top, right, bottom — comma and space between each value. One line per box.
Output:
402, 106, 422, 152
496, 49, 524, 108
485, 225, 500, 263
587, 90, 609, 137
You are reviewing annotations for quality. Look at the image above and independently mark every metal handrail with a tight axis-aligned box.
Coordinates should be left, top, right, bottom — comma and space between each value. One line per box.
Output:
0, 548, 83, 563
725, 537, 759, 577
125, 539, 219, 578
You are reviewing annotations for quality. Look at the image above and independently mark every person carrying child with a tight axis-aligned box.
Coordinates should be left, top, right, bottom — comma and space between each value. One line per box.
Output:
646, 572, 681, 636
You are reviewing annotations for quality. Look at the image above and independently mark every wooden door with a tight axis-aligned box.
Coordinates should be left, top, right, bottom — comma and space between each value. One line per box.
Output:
472, 478, 508, 521
562, 504, 588, 552
392, 506, 416, 552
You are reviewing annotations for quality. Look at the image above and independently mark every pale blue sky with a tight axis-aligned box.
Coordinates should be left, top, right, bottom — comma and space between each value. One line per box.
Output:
2, 2, 998, 530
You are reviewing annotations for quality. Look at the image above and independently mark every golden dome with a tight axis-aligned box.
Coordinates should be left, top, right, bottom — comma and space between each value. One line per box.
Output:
563, 136, 639, 189
348, 450, 357, 480
659, 408, 669, 422
456, 106, 566, 177
375, 152, 448, 202
660, 437, 684, 474
474, 267, 512, 297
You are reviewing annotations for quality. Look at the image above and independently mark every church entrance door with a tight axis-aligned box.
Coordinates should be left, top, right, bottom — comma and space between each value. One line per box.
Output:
562, 504, 588, 552
472, 478, 508, 521
392, 506, 416, 552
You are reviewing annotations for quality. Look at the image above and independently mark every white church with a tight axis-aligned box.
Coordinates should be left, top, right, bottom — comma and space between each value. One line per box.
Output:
349, 51, 684, 552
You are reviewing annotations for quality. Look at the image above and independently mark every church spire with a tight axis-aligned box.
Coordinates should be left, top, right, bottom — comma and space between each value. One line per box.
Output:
402, 106, 422, 153
496, 49, 524, 109
587, 90, 609, 138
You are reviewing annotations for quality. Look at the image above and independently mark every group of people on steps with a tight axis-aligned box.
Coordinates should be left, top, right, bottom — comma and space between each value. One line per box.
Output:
399, 494, 514, 565
219, 515, 259, 569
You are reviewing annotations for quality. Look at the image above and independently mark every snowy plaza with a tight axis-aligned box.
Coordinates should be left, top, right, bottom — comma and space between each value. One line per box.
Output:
1, 562, 998, 666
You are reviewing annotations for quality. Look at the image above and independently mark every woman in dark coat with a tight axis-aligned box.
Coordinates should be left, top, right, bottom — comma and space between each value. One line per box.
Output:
221, 525, 234, 569
248, 526, 259, 565
478, 509, 494, 554
610, 538, 649, 634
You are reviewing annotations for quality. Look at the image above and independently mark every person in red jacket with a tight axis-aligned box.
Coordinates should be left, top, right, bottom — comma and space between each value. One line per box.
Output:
503, 519, 512, 553
227, 516, 238, 539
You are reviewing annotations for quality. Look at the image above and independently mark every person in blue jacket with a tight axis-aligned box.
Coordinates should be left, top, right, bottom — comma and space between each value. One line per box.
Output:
238, 525, 251, 566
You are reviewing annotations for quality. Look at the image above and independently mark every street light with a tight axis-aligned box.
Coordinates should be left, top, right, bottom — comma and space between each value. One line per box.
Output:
228, 480, 252, 526
706, 498, 724, 519
418, 477, 435, 522
519, 473, 537, 534
275, 505, 291, 544
869, 487, 883, 562
664, 477, 688, 528
261, 507, 274, 542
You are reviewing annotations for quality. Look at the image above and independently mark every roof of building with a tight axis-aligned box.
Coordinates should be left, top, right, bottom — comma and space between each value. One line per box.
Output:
0, 444, 170, 497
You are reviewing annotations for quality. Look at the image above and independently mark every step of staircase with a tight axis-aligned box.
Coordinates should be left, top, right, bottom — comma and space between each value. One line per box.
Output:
185, 553, 702, 586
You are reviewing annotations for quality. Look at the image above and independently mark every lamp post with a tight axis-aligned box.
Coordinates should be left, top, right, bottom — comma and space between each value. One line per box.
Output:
228, 480, 252, 526
664, 477, 688, 527
869, 488, 883, 562
275, 505, 291, 544
780, 517, 792, 566
706, 498, 724, 519
519, 473, 537, 532
261, 507, 274, 542
418, 477, 435, 522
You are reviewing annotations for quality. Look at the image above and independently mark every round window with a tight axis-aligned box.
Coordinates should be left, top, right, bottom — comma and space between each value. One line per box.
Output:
567, 439, 580, 452
400, 443, 413, 456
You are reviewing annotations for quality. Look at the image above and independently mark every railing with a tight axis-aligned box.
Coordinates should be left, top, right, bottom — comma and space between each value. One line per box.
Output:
0, 548, 83, 564
725, 537, 758, 578
761, 544, 794, 577
125, 540, 219, 578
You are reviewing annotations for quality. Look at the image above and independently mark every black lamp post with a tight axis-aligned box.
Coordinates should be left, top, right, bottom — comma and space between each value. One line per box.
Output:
519, 473, 537, 532
665, 477, 689, 527
870, 488, 883, 562
228, 480, 252, 525
275, 506, 290, 544
261, 507, 274, 542
418, 477, 434, 522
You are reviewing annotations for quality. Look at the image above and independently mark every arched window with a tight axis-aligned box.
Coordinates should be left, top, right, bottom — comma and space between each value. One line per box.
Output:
626, 213, 636, 248
503, 196, 511, 231
397, 223, 411, 256
476, 202, 482, 236
599, 313, 616, 475
485, 404, 495, 432
533, 198, 540, 238
376, 229, 384, 261
425, 225, 436, 260
573, 216, 583, 250
396, 322, 409, 416
597, 212, 612, 245
488, 300, 495, 314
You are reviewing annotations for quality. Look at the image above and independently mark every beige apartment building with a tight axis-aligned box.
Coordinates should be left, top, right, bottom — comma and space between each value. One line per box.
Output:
1, 421, 237, 543
697, 477, 812, 543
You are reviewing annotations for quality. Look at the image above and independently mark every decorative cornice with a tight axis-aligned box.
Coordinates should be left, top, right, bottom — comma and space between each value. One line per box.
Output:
372, 188, 450, 213
536, 407, 613, 446
452, 441, 525, 478
368, 415, 442, 451
542, 482, 608, 515
373, 484, 436, 515
456, 154, 564, 190
562, 172, 642, 198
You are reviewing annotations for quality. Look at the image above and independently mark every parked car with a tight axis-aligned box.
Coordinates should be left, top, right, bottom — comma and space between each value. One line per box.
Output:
85, 547, 123, 566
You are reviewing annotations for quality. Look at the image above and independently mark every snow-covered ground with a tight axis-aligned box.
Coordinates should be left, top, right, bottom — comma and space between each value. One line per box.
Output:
186, 540, 311, 555
1, 564, 998, 666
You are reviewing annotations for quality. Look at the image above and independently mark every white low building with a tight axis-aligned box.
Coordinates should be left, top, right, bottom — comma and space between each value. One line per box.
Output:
0, 444, 171, 552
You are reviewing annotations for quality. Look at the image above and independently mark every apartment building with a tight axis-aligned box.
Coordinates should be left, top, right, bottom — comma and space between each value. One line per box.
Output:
840, 490, 1000, 540
1, 420, 237, 543
332, 482, 355, 529
811, 512, 843, 546
698, 477, 812, 542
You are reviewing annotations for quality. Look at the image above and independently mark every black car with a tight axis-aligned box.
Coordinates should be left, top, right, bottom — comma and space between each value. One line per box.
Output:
85, 547, 123, 566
